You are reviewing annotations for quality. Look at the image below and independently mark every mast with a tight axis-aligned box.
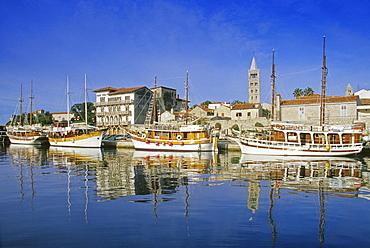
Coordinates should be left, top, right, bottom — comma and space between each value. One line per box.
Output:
185, 71, 189, 125
19, 83, 23, 126
84, 73, 88, 128
67, 76, 70, 127
153, 75, 158, 123
270, 50, 276, 121
29, 79, 34, 125
320, 36, 327, 126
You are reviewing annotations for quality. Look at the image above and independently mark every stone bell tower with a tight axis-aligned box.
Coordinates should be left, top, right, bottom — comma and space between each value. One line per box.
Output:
248, 56, 260, 103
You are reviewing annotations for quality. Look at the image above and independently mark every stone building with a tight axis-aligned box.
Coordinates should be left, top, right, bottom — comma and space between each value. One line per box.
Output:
152, 86, 186, 114
93, 86, 152, 134
248, 56, 260, 104
276, 94, 360, 125
230, 103, 262, 121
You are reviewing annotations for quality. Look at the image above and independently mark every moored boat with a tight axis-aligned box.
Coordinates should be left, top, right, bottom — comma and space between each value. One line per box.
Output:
6, 81, 49, 145
228, 38, 363, 156
48, 74, 104, 148
128, 123, 218, 152
227, 122, 363, 156
128, 72, 218, 152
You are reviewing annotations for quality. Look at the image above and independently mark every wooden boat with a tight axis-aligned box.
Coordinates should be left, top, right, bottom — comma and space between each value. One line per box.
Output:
6, 81, 49, 145
227, 38, 363, 156
48, 74, 104, 148
227, 122, 363, 156
128, 72, 218, 152
129, 123, 218, 151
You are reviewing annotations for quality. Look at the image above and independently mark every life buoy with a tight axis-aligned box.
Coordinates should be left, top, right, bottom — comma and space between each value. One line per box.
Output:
276, 124, 281, 129
281, 125, 285, 130
177, 135, 182, 140
142, 134, 146, 139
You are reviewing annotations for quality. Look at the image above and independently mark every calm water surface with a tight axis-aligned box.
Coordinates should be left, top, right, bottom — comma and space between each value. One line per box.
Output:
1, 144, 370, 247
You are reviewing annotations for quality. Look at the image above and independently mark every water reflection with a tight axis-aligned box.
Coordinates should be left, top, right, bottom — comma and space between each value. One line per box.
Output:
4, 144, 370, 247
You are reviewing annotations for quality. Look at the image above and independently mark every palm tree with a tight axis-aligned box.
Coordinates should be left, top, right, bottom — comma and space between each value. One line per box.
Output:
293, 88, 303, 99
303, 87, 314, 96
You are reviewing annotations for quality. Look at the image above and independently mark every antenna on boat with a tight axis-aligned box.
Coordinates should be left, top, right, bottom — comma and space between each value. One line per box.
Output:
270, 49, 276, 121
153, 75, 158, 123
185, 71, 189, 125
320, 36, 327, 126
29, 79, 34, 126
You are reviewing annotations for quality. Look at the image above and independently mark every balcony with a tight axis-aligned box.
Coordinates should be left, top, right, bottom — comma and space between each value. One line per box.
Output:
94, 100, 133, 106
96, 111, 131, 116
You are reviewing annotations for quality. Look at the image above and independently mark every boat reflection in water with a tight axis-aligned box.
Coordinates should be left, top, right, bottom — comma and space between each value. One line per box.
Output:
237, 154, 363, 246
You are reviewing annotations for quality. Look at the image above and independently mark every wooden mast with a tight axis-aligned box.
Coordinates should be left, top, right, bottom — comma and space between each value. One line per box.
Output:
84, 73, 88, 128
320, 36, 327, 126
153, 75, 158, 123
67, 76, 70, 127
270, 50, 276, 121
19, 83, 23, 125
29, 79, 34, 125
185, 71, 189, 125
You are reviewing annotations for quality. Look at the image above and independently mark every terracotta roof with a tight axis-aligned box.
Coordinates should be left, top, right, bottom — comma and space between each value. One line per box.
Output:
281, 95, 359, 105
361, 99, 370, 105
196, 105, 213, 112
232, 103, 259, 110
109, 86, 147, 95
92, 87, 117, 92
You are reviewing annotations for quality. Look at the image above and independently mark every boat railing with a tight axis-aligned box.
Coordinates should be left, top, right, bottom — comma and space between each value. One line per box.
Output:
241, 136, 362, 150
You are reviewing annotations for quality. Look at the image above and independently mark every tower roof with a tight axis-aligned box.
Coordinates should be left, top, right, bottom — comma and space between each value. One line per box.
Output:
249, 56, 258, 70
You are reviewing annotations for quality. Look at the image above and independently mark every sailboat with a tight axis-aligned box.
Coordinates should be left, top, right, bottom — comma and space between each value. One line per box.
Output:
128, 72, 219, 152
227, 38, 363, 156
6, 81, 49, 145
48, 74, 105, 148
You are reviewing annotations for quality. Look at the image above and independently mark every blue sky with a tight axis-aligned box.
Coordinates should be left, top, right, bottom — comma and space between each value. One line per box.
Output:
1, 0, 370, 124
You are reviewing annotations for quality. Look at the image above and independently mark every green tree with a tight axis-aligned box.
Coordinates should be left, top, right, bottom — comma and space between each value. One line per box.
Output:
70, 102, 96, 125
36, 111, 53, 126
201, 100, 212, 106
231, 100, 246, 105
262, 108, 271, 118
293, 88, 303, 99
303, 87, 314, 96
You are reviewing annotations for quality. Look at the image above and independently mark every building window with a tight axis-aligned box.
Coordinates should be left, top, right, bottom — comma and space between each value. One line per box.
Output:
247, 112, 251, 117
298, 107, 305, 119
236, 112, 242, 117
250, 73, 257, 78
340, 105, 347, 117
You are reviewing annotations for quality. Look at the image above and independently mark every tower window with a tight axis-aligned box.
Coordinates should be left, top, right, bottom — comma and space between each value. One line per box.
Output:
250, 73, 257, 78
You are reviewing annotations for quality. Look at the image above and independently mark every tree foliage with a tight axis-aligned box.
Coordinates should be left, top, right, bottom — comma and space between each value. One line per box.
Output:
70, 102, 96, 125
231, 100, 246, 105
293, 87, 314, 99
201, 100, 212, 106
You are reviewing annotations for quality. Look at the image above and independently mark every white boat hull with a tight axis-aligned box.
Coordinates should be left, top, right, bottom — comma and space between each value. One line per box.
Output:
49, 132, 103, 148
7, 134, 49, 145
131, 137, 215, 152
227, 136, 363, 156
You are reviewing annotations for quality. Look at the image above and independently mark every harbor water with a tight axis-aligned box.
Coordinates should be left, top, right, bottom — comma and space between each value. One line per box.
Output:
1, 144, 370, 247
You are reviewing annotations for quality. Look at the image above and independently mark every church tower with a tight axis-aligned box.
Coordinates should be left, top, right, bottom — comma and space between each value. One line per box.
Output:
345, 83, 353, 96
248, 56, 260, 103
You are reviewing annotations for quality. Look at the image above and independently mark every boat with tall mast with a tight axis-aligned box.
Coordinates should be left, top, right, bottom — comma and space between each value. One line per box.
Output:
227, 38, 363, 156
48, 74, 104, 148
128, 72, 219, 152
6, 81, 49, 145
